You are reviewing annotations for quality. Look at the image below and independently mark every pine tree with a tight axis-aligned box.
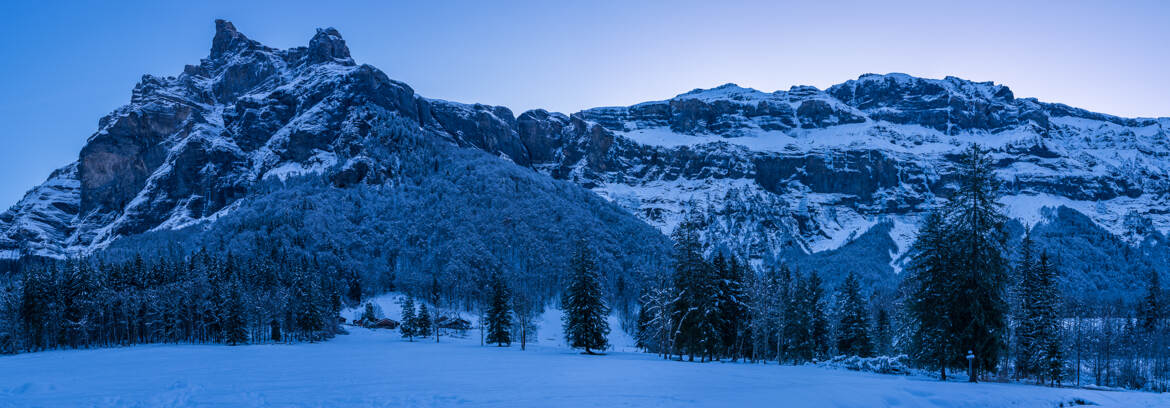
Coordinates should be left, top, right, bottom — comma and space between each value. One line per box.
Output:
223, 280, 249, 346
416, 302, 432, 338
907, 210, 956, 380
806, 272, 829, 361
784, 271, 827, 362
561, 241, 610, 355
485, 270, 513, 347
908, 145, 1010, 381
360, 302, 379, 323
775, 264, 794, 362
669, 216, 720, 361
716, 254, 750, 360
1140, 270, 1163, 332
1035, 251, 1063, 385
400, 297, 416, 341
345, 270, 362, 307
837, 272, 874, 357
294, 273, 325, 342
874, 308, 892, 356
1014, 231, 1040, 379
945, 144, 1010, 381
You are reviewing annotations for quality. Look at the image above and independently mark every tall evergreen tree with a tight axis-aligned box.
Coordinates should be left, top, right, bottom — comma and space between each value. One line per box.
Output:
561, 241, 610, 355
837, 272, 873, 357
945, 144, 1010, 381
807, 272, 829, 361
785, 271, 827, 362
1034, 251, 1063, 385
907, 210, 956, 380
1140, 270, 1163, 332
485, 270, 513, 347
670, 215, 720, 361
1014, 231, 1040, 379
223, 280, 249, 346
416, 302, 433, 338
908, 145, 1010, 381
874, 308, 892, 356
775, 264, 794, 362
400, 296, 417, 341
716, 254, 750, 360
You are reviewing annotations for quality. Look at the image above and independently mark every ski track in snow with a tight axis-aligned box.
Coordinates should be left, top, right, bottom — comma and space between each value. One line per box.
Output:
0, 294, 1166, 408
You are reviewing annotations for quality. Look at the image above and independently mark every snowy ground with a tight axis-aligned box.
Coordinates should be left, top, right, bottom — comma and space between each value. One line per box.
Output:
1, 295, 1167, 407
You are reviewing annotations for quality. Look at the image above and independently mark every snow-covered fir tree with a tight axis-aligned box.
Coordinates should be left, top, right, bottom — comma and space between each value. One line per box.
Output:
907, 144, 1010, 382
670, 214, 721, 362
562, 241, 610, 355
907, 210, 957, 380
715, 253, 750, 361
223, 279, 249, 346
836, 272, 873, 357
485, 270, 513, 347
1140, 270, 1163, 333
416, 302, 433, 338
400, 297, 417, 341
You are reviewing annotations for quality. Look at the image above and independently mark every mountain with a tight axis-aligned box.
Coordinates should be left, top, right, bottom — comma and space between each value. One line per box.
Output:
2, 21, 1168, 299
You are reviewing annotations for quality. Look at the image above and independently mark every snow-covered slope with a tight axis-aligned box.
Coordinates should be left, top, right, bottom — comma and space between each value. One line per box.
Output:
1, 20, 1168, 297
1, 324, 1166, 407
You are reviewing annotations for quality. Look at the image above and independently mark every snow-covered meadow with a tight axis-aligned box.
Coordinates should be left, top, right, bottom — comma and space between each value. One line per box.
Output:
0, 294, 1166, 407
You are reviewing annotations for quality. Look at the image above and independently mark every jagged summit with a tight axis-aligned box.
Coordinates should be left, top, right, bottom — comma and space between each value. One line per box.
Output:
205, 20, 353, 70
308, 27, 353, 65
209, 19, 266, 59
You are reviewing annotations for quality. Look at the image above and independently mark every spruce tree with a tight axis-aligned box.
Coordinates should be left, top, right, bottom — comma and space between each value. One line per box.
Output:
908, 145, 1010, 381
1014, 231, 1040, 379
416, 302, 433, 338
716, 254, 750, 360
946, 144, 1010, 381
1140, 270, 1163, 332
776, 264, 795, 362
223, 280, 249, 346
1035, 251, 1063, 385
907, 210, 956, 380
669, 215, 719, 361
485, 270, 513, 347
785, 271, 827, 362
837, 272, 874, 357
400, 296, 417, 341
807, 272, 829, 361
562, 241, 610, 355
874, 308, 892, 356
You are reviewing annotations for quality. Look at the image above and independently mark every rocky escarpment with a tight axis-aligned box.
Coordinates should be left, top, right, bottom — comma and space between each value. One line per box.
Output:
2, 20, 1169, 299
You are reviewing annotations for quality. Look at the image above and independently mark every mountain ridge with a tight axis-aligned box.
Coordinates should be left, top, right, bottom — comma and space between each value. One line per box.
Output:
2, 21, 1168, 298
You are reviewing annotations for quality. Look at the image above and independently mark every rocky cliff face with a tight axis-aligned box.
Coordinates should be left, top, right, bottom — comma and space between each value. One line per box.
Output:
2, 22, 1169, 295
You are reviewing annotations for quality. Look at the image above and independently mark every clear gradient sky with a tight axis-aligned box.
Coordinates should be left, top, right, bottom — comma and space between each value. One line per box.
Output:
1, 0, 1167, 207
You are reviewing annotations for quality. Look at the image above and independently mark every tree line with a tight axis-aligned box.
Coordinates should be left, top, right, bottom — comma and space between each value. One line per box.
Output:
1, 143, 1167, 392
389, 240, 612, 355
0, 249, 348, 353
633, 210, 886, 364
628, 145, 1169, 392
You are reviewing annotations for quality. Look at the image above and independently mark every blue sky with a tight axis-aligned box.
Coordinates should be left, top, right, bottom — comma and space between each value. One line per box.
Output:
0, 0, 1167, 207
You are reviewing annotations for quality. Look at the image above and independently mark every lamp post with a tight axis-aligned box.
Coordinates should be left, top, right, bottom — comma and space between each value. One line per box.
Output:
966, 350, 976, 383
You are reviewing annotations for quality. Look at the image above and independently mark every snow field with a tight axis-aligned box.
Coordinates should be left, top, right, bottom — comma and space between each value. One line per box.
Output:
0, 294, 1166, 407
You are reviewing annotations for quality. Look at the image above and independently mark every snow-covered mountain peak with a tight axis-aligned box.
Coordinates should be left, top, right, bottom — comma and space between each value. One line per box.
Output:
676, 83, 775, 104
3, 21, 1169, 298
